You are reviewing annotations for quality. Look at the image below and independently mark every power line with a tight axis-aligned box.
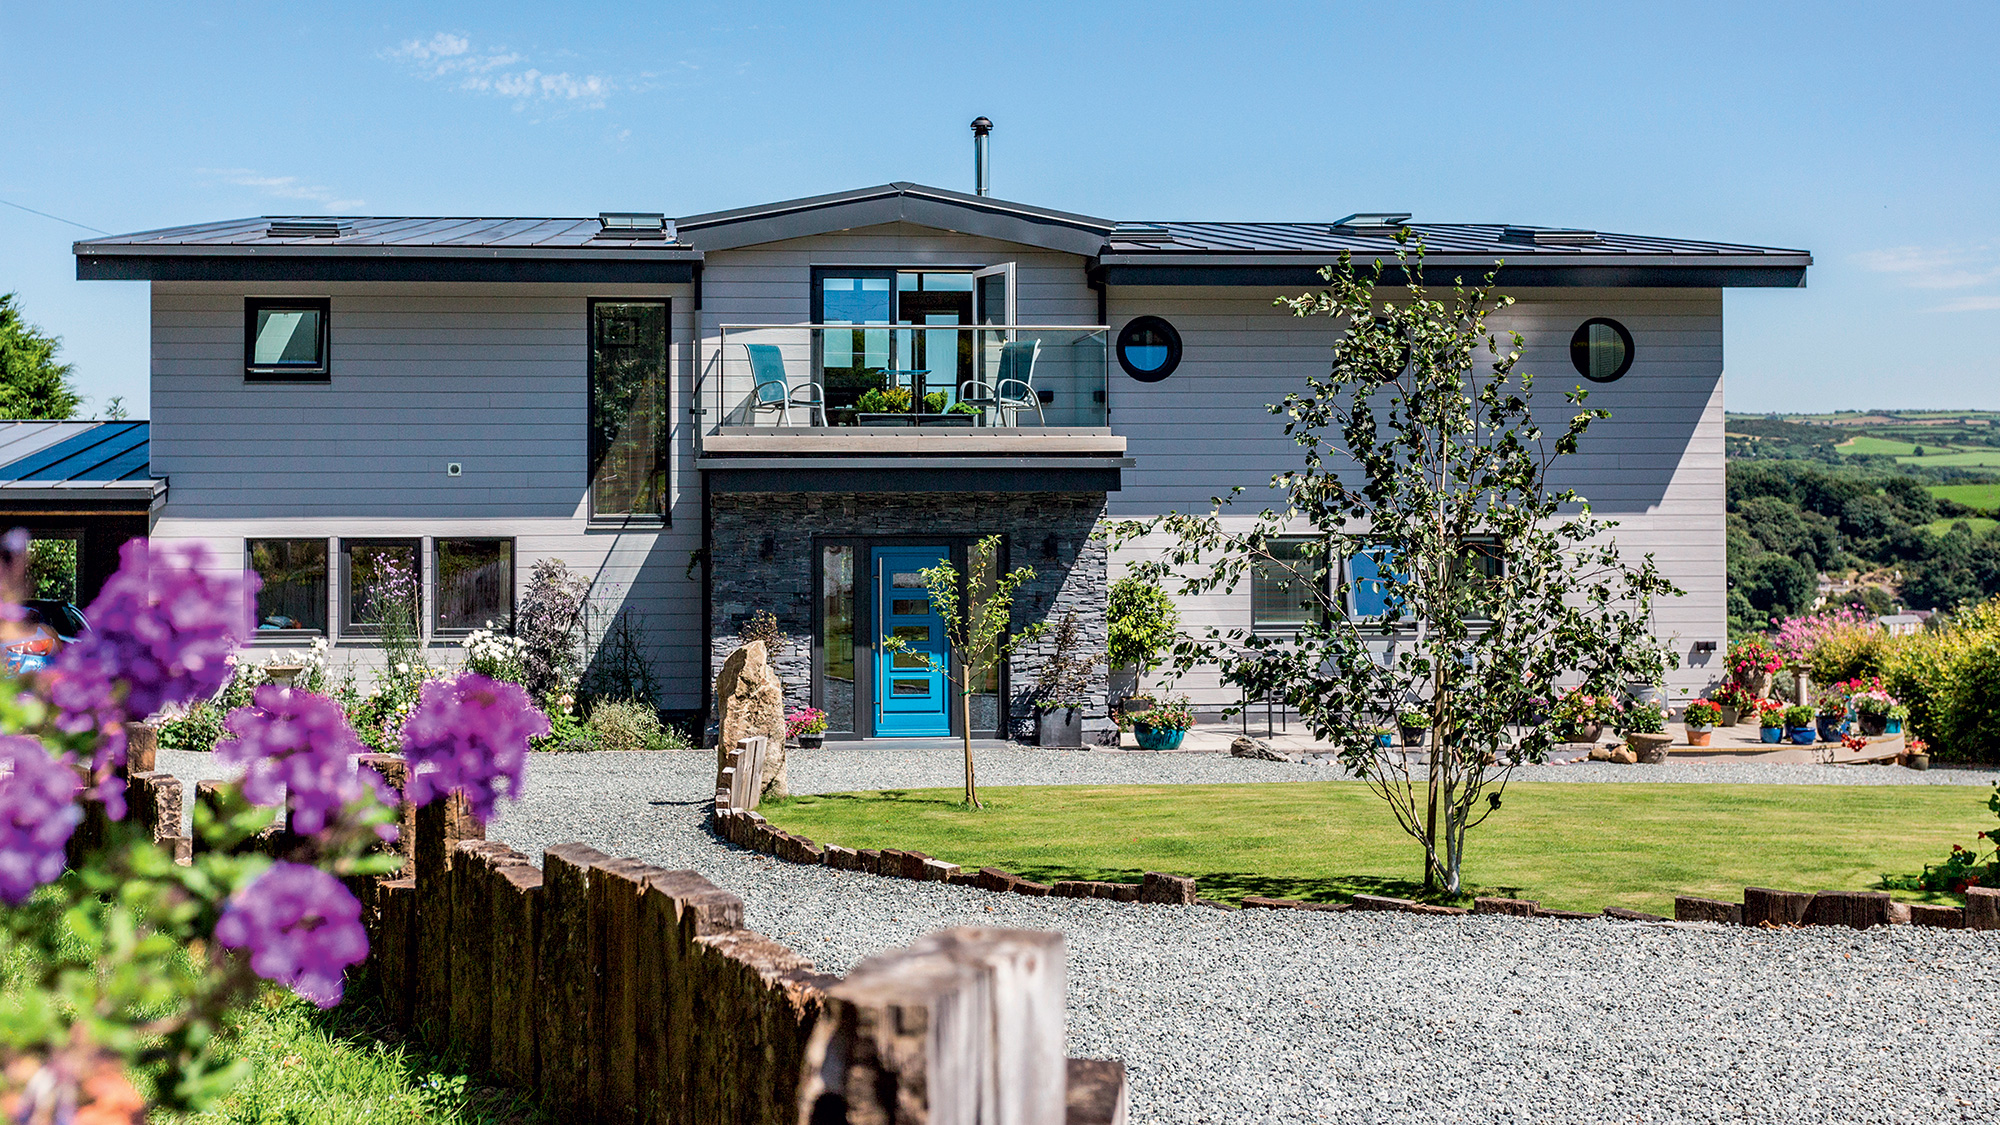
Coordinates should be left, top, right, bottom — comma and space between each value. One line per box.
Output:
0, 198, 109, 235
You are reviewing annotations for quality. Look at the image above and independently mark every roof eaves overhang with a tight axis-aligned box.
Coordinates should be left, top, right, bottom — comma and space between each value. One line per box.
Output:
1091, 252, 1814, 289
74, 243, 702, 284
677, 182, 1116, 257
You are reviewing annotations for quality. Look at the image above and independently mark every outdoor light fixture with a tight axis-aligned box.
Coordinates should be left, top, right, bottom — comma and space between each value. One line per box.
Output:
1041, 534, 1058, 560
760, 535, 776, 561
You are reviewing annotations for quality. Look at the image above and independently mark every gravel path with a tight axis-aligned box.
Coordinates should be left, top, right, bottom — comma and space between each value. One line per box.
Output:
159, 746, 2000, 1122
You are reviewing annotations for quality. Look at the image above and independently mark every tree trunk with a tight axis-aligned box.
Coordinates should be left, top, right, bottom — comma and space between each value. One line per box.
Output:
962, 688, 980, 809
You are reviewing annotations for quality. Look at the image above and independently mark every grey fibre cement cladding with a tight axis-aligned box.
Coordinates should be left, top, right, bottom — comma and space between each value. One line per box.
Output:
162, 746, 2000, 1123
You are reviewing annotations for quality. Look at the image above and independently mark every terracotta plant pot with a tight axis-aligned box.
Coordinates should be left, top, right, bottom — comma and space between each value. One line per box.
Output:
1685, 727, 1713, 747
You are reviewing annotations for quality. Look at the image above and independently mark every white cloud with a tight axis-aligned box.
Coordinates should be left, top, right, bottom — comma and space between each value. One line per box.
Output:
198, 168, 362, 211
385, 32, 609, 108
1856, 245, 1999, 290
1935, 295, 2000, 313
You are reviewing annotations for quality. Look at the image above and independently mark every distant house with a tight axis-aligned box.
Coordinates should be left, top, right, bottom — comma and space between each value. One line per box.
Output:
0, 421, 155, 605
1879, 614, 1924, 636
75, 181, 1810, 739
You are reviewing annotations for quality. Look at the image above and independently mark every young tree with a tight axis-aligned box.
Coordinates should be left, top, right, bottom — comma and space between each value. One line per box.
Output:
0, 293, 82, 420
1114, 242, 1678, 894
882, 535, 1039, 809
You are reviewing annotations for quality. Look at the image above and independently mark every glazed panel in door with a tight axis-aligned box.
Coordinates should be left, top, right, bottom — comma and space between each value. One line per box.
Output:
873, 547, 951, 737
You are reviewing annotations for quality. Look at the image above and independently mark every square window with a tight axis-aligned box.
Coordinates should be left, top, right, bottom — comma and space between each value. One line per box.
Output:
341, 539, 421, 637
248, 539, 329, 635
244, 298, 330, 380
1251, 538, 1322, 630
434, 539, 514, 634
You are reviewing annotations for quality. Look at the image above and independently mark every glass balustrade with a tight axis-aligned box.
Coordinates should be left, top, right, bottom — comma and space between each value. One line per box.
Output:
704, 325, 1109, 433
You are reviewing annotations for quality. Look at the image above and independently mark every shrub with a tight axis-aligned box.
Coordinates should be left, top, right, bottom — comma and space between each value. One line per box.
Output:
519, 558, 589, 698
1757, 700, 1786, 727
1107, 576, 1180, 673
1882, 598, 2000, 761
1398, 710, 1431, 729
156, 698, 227, 751
787, 706, 828, 738
1773, 605, 1881, 681
1621, 701, 1666, 734
463, 626, 528, 684
1728, 637, 1782, 683
1136, 695, 1196, 733
1783, 704, 1816, 727
585, 698, 688, 752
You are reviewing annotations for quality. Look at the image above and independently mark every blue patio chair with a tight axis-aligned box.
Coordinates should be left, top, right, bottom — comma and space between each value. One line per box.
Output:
958, 338, 1043, 426
744, 343, 825, 426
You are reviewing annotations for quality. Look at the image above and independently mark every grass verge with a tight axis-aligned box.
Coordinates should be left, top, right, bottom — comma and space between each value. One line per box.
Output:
762, 781, 1994, 914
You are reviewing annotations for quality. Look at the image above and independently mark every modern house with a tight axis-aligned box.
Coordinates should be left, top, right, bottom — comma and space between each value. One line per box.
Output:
74, 178, 1810, 741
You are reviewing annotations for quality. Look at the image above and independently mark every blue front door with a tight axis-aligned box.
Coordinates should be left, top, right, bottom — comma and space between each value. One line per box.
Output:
873, 546, 952, 737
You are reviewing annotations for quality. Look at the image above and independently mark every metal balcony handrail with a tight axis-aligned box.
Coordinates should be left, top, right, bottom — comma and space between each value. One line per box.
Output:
715, 322, 1110, 332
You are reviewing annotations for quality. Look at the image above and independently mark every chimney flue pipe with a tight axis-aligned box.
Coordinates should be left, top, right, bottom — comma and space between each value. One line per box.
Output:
971, 117, 993, 196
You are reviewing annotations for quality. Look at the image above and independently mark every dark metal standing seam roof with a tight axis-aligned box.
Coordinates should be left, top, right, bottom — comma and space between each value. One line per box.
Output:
1103, 221, 1807, 258
76, 216, 691, 251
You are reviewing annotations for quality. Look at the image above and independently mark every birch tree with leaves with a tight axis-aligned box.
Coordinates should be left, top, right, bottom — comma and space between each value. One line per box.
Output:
1112, 241, 1678, 894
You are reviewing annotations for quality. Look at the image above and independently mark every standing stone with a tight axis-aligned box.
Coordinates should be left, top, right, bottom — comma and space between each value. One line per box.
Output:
712, 640, 789, 799
1229, 736, 1286, 762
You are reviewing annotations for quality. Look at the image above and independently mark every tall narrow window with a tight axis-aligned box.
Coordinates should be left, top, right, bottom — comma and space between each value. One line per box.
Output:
341, 539, 421, 637
248, 539, 329, 635
435, 539, 515, 634
589, 300, 669, 521
1251, 538, 1321, 630
812, 270, 894, 425
820, 544, 855, 733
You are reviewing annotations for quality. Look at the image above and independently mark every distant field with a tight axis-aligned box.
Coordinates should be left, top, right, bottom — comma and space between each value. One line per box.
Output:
1838, 434, 1923, 456
1901, 449, 2000, 467
1930, 483, 2000, 509
1926, 517, 2000, 536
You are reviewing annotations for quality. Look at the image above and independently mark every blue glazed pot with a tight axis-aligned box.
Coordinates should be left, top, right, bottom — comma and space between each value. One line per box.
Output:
1760, 726, 1785, 744
1789, 727, 1816, 746
1816, 715, 1849, 741
1134, 725, 1186, 751
1374, 732, 1394, 748
1885, 718, 1903, 734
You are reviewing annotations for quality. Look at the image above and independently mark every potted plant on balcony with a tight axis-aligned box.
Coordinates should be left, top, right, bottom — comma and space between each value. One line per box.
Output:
1709, 682, 1755, 727
786, 706, 827, 749
1757, 700, 1787, 743
1398, 709, 1430, 748
1132, 695, 1194, 751
1682, 700, 1721, 746
1784, 704, 1818, 745
1621, 700, 1674, 763
1031, 611, 1097, 749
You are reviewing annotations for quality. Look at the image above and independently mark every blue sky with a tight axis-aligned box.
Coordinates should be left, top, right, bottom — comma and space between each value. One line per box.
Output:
2, 1, 1996, 416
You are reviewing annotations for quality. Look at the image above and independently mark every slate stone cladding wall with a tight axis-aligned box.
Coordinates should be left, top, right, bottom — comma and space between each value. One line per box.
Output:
709, 491, 1108, 739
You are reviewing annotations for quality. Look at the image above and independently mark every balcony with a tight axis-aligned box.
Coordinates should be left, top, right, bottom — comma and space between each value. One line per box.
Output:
697, 325, 1120, 462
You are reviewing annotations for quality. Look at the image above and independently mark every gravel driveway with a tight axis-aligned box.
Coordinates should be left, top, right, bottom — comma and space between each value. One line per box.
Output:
160, 745, 2000, 1123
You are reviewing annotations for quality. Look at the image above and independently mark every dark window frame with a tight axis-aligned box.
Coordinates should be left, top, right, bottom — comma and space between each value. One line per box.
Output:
1569, 317, 1635, 383
1250, 536, 1327, 633
1116, 315, 1183, 382
587, 297, 672, 526
245, 537, 332, 643
243, 297, 331, 382
431, 536, 518, 637
338, 537, 423, 640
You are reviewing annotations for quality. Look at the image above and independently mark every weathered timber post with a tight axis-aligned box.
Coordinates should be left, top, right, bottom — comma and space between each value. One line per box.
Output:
413, 794, 483, 1048
796, 928, 1068, 1125
540, 843, 613, 1115
490, 859, 544, 1089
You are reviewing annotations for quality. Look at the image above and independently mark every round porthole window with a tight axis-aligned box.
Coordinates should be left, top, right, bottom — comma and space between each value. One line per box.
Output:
1117, 316, 1182, 382
1569, 317, 1634, 383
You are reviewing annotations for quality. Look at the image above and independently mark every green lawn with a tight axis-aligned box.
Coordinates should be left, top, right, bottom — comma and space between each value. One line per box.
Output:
762, 781, 1995, 915
1926, 516, 2000, 536
1837, 434, 1925, 456
1929, 482, 2000, 509
1900, 448, 2000, 467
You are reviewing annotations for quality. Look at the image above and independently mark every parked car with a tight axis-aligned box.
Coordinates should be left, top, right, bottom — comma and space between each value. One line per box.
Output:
7, 600, 89, 674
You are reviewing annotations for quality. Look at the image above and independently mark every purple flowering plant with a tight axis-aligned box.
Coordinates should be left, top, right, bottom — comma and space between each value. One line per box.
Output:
0, 536, 540, 1119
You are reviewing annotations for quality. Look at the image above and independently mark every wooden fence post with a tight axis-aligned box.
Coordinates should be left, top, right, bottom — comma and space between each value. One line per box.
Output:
490, 859, 544, 1090
374, 876, 418, 1028
637, 870, 748, 1125
126, 772, 189, 863
796, 928, 1067, 1125
451, 841, 533, 1070
540, 843, 612, 1116
356, 753, 415, 876
413, 795, 483, 1048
